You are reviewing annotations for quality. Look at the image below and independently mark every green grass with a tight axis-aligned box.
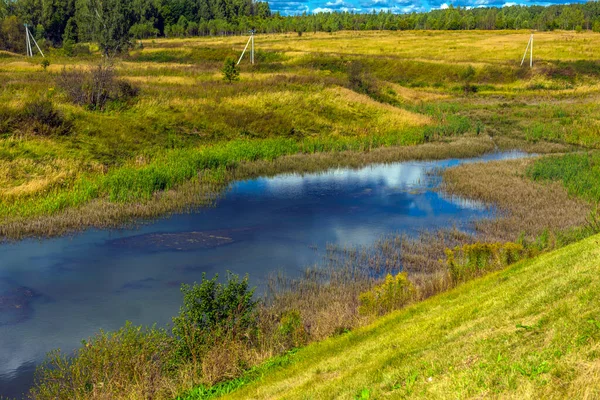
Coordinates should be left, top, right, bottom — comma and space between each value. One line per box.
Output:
528, 152, 600, 203
3, 30, 600, 236
177, 350, 298, 400
0, 129, 427, 218
218, 233, 600, 399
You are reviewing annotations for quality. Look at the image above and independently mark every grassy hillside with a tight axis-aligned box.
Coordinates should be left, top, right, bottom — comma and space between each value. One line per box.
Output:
217, 233, 600, 399
2, 30, 600, 238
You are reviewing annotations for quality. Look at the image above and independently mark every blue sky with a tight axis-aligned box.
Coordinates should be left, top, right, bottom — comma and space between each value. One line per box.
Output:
269, 0, 586, 16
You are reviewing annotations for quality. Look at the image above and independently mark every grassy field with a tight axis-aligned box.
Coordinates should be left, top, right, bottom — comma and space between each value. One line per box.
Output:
212, 232, 600, 400
2, 30, 600, 238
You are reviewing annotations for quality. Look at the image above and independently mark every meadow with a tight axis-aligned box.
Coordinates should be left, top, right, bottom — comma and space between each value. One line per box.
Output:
2, 30, 600, 239
4, 30, 600, 399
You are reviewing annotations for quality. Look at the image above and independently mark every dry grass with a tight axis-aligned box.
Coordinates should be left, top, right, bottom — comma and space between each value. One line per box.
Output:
442, 157, 592, 241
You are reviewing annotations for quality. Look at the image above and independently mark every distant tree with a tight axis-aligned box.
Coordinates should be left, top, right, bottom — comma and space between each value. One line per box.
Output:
221, 57, 239, 83
129, 21, 159, 39
90, 0, 134, 56
0, 16, 25, 53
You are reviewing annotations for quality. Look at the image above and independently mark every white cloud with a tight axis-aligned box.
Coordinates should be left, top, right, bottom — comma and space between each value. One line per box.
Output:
312, 7, 334, 12
503, 2, 517, 6
440, 3, 450, 9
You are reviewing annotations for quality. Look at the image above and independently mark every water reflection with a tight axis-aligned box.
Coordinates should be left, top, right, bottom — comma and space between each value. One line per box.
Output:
0, 151, 527, 397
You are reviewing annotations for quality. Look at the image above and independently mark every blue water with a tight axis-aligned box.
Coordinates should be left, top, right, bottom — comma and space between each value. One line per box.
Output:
0, 151, 527, 398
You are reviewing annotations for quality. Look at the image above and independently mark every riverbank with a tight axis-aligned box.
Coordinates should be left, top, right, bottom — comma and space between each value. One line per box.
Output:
220, 232, 600, 399
0, 136, 577, 241
3, 31, 600, 240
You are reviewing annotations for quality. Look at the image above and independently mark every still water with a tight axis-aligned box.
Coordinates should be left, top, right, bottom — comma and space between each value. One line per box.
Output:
0, 151, 526, 397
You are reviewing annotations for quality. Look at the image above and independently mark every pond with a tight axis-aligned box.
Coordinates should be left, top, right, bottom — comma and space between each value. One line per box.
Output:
0, 151, 527, 398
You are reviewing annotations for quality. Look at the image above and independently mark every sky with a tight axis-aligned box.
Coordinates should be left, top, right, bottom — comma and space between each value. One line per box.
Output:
269, 0, 587, 17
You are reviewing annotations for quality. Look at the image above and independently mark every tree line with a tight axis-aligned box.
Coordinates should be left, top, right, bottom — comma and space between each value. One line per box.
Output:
2, 0, 600, 55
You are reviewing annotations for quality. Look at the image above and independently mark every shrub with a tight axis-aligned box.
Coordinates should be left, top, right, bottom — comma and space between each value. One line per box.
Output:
73, 43, 91, 56
56, 63, 139, 111
445, 242, 526, 283
172, 272, 257, 366
200, 338, 249, 386
277, 309, 308, 348
21, 99, 73, 136
40, 58, 50, 71
30, 323, 175, 399
347, 60, 376, 95
359, 272, 415, 316
62, 39, 75, 56
222, 57, 239, 83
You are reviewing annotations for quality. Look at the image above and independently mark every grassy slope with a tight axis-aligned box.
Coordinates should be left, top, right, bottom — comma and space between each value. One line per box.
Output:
223, 233, 600, 399
3, 31, 600, 233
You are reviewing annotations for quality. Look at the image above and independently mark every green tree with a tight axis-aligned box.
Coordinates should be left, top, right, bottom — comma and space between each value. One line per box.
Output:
0, 15, 25, 53
90, 0, 134, 56
221, 57, 239, 83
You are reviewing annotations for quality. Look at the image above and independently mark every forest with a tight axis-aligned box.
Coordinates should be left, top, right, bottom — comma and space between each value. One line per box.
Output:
2, 0, 600, 54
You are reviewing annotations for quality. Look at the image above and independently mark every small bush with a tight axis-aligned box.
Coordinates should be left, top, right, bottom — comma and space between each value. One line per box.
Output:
172, 272, 257, 366
222, 58, 239, 83
40, 58, 50, 71
277, 309, 308, 348
359, 272, 415, 316
56, 63, 139, 111
72, 43, 91, 56
31, 323, 175, 399
21, 99, 73, 136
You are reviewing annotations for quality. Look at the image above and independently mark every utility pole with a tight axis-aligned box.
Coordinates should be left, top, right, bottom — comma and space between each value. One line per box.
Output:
237, 29, 255, 66
520, 33, 533, 68
24, 24, 45, 58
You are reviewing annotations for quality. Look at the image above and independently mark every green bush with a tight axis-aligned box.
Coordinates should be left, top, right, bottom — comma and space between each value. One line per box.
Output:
222, 58, 239, 83
31, 323, 174, 399
359, 272, 415, 316
172, 272, 257, 365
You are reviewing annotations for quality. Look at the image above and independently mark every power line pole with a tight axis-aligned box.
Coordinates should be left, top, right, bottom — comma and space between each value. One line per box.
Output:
24, 24, 45, 58
237, 29, 255, 66
520, 33, 533, 68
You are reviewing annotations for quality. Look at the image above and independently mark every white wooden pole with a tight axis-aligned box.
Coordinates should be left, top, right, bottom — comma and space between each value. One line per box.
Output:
251, 34, 254, 64
530, 34, 533, 68
25, 25, 32, 56
237, 35, 252, 65
520, 35, 531, 67
29, 29, 45, 57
